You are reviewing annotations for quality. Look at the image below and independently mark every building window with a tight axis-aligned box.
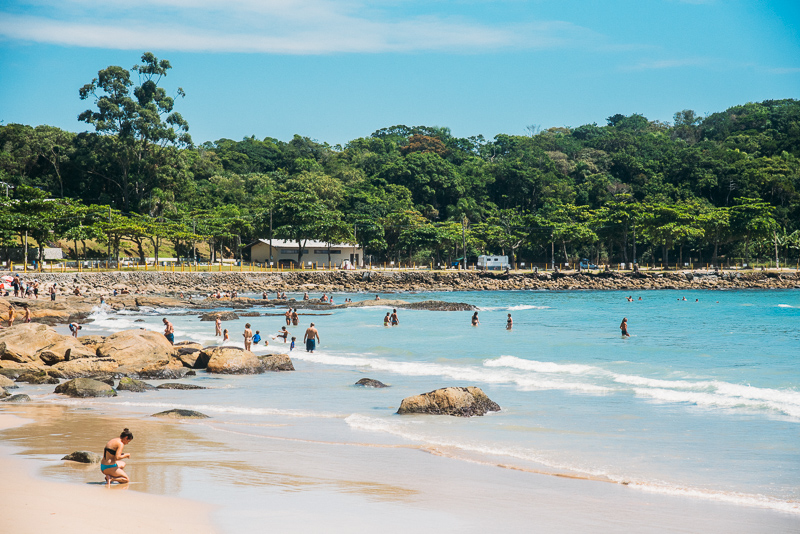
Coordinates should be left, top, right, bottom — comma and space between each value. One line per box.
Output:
314, 250, 341, 254
281, 249, 308, 255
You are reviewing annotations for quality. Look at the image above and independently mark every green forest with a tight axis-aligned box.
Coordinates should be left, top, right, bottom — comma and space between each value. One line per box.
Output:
2, 53, 800, 268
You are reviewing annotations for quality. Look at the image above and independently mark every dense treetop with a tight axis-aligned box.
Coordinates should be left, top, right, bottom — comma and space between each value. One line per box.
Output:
1, 54, 799, 267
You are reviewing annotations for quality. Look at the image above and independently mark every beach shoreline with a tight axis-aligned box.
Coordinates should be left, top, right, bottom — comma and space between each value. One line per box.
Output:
1, 403, 798, 533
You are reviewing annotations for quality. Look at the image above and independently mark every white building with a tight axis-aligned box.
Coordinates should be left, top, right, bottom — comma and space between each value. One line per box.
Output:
477, 254, 509, 270
247, 239, 363, 267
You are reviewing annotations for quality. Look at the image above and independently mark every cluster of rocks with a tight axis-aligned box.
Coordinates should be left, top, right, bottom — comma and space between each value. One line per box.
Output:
3, 269, 798, 297
0, 324, 295, 394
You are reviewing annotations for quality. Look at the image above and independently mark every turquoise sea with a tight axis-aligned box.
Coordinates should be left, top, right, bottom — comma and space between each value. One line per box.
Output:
14, 288, 800, 529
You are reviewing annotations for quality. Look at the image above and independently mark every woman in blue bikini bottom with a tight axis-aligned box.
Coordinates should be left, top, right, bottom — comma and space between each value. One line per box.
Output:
101, 428, 134, 485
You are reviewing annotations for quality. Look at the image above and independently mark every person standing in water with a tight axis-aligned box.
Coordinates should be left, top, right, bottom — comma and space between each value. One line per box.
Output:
620, 317, 630, 337
304, 323, 320, 353
383, 312, 390, 326
471, 312, 480, 326
390, 309, 399, 326
243, 323, 253, 350
506, 313, 513, 330
163, 318, 174, 344
291, 309, 299, 326
101, 428, 133, 485
215, 316, 222, 337
285, 308, 292, 326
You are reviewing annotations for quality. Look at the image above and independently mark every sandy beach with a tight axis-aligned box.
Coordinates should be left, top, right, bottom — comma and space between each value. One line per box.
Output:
1, 403, 798, 533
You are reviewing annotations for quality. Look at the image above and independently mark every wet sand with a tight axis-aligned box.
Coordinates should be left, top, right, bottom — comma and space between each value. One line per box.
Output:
0, 410, 217, 534
1, 404, 798, 533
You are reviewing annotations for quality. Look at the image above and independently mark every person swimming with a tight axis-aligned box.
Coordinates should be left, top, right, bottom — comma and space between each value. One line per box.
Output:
101, 428, 134, 485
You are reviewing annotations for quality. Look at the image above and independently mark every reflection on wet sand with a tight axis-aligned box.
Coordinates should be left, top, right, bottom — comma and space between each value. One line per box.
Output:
0, 404, 419, 503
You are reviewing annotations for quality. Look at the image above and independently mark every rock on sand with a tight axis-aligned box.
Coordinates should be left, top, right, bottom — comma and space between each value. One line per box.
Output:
397, 386, 500, 417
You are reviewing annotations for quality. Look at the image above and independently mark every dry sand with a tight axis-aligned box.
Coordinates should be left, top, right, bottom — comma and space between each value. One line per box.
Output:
0, 411, 217, 534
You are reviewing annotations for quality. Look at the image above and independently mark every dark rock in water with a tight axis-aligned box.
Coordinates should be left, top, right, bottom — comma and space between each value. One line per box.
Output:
54, 378, 117, 398
185, 370, 196, 376
135, 319, 146, 323
151, 409, 209, 419
62, 451, 101, 464
258, 354, 295, 372
199, 311, 239, 322
403, 300, 477, 311
3, 394, 32, 403
16, 371, 60, 385
117, 377, 157, 392
355, 378, 389, 388
157, 383, 206, 390
397, 386, 500, 417
240, 311, 260, 317
87, 375, 116, 386
134, 364, 189, 380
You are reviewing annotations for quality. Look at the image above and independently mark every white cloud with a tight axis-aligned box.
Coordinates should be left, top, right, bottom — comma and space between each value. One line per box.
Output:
0, 1, 607, 54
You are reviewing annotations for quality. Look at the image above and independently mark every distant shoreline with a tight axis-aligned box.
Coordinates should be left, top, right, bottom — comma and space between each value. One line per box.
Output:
2, 269, 799, 295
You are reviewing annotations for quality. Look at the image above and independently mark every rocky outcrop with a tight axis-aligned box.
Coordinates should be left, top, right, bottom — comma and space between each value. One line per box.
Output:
151, 409, 209, 419
116, 377, 157, 392
204, 347, 264, 374
199, 311, 239, 321
156, 383, 206, 390
50, 358, 119, 379
16, 371, 60, 385
3, 394, 31, 402
37, 337, 97, 365
0, 324, 65, 364
258, 354, 295, 372
397, 386, 500, 417
355, 378, 389, 388
62, 451, 102, 463
134, 359, 190, 380
96, 330, 173, 370
54, 378, 117, 398
0, 387, 8, 399
173, 342, 204, 368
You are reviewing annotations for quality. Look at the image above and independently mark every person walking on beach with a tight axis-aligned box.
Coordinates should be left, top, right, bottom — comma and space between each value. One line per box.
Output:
304, 323, 320, 353
163, 318, 174, 345
291, 309, 299, 326
506, 313, 513, 330
49, 283, 56, 301
471, 312, 480, 326
620, 317, 630, 337
390, 309, 399, 326
243, 323, 253, 351
101, 428, 134, 485
6, 305, 15, 327
215, 316, 222, 337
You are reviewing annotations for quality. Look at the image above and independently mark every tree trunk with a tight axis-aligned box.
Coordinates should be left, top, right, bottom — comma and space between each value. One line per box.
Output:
73, 239, 79, 261
679, 243, 683, 268
632, 224, 637, 264
712, 232, 719, 266
622, 226, 629, 263
562, 240, 568, 263
774, 231, 779, 268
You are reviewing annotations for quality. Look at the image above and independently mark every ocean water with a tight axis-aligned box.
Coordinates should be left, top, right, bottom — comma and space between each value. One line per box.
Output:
31, 289, 800, 521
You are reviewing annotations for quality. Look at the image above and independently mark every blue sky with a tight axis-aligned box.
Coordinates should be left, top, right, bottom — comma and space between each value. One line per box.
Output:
1, 0, 798, 146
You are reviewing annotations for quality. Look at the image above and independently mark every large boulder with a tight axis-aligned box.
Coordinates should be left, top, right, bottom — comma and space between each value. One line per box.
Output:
54, 378, 117, 398
62, 451, 102, 464
0, 324, 65, 363
133, 359, 190, 380
96, 329, 173, 370
203, 347, 264, 374
78, 335, 106, 352
0, 387, 8, 399
199, 311, 239, 322
258, 354, 295, 372
38, 337, 97, 365
50, 358, 119, 379
396, 386, 500, 417
116, 377, 157, 392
